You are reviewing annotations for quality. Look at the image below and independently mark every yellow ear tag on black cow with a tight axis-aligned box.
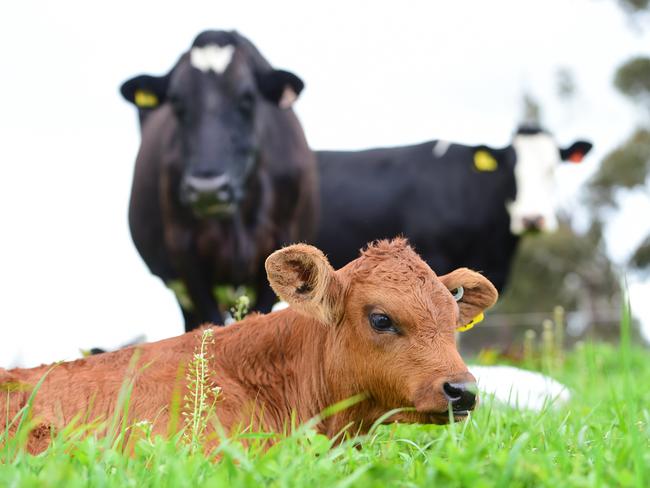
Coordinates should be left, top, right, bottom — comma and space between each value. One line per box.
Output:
474, 150, 498, 172
457, 312, 484, 332
134, 89, 159, 108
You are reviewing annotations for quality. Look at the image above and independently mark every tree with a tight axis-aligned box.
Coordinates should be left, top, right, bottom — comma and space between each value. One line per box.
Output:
556, 67, 577, 101
632, 235, 650, 270
589, 128, 650, 207
616, 0, 650, 14
614, 57, 650, 116
589, 54, 650, 272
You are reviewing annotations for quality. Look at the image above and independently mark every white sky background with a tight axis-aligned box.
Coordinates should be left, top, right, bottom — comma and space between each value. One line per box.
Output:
1, 0, 649, 368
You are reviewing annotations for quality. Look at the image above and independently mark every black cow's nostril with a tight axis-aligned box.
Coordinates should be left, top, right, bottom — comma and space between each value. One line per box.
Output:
443, 382, 477, 412
183, 173, 234, 202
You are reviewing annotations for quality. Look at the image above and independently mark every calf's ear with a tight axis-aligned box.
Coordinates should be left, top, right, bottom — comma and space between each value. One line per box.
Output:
255, 69, 305, 109
560, 140, 593, 163
439, 268, 498, 331
265, 244, 344, 325
120, 73, 170, 109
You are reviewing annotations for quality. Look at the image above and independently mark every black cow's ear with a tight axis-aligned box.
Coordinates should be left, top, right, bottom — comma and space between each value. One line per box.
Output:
255, 69, 305, 109
560, 140, 593, 163
120, 74, 170, 109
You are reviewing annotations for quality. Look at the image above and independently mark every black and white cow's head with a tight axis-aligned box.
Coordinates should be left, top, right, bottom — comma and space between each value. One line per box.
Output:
120, 30, 305, 218
507, 125, 592, 234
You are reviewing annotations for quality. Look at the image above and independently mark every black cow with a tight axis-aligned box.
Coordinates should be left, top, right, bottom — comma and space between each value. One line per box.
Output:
121, 30, 318, 331
316, 126, 592, 292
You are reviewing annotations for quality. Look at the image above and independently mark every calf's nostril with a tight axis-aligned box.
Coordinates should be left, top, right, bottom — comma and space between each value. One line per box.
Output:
443, 382, 463, 401
443, 381, 477, 411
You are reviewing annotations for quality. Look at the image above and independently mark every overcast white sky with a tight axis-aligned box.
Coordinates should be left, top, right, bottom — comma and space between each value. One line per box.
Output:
1, 0, 649, 367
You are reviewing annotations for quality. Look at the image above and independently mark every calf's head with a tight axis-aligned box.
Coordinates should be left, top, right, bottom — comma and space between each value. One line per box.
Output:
121, 30, 304, 218
266, 238, 498, 424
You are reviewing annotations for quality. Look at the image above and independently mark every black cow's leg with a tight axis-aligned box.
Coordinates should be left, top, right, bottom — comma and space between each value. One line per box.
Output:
183, 277, 224, 331
167, 228, 224, 331
171, 259, 223, 331
181, 307, 205, 333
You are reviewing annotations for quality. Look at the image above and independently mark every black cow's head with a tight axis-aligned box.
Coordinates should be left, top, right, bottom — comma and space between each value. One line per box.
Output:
466, 125, 593, 235
120, 30, 305, 218
507, 125, 592, 234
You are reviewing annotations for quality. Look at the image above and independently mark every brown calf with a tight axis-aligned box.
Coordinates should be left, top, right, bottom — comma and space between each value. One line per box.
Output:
1, 238, 497, 454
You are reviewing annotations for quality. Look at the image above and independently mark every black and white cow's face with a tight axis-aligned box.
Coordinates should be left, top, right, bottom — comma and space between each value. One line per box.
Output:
507, 129, 592, 235
121, 30, 304, 218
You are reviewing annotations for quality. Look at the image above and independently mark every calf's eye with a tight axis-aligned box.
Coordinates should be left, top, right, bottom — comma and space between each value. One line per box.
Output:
369, 313, 399, 334
450, 286, 464, 301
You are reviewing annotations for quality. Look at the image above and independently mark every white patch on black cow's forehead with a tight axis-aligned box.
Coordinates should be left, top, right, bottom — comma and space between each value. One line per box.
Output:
190, 44, 235, 74
432, 140, 450, 158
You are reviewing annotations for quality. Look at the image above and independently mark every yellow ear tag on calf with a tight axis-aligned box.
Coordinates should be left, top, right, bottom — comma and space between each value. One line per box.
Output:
134, 89, 159, 108
457, 312, 484, 332
474, 150, 498, 172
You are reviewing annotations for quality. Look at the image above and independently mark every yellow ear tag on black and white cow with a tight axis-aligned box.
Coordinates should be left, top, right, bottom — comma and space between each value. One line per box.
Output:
456, 312, 485, 332
474, 150, 498, 172
134, 89, 159, 108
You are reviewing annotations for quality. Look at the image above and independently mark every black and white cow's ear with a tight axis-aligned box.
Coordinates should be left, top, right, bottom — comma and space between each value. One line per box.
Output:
560, 140, 593, 163
255, 69, 305, 109
120, 74, 170, 109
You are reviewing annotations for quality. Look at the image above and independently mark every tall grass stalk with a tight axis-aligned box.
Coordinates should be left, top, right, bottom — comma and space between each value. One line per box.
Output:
182, 328, 220, 452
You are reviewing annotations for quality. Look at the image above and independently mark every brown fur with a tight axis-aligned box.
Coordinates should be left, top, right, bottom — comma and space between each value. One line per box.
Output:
1, 239, 497, 454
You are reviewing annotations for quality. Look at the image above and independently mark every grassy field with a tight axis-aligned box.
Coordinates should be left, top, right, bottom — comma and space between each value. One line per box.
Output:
2, 336, 649, 486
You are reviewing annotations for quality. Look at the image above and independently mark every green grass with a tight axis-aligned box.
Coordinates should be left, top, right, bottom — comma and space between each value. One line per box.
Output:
2, 292, 649, 487
2, 341, 649, 487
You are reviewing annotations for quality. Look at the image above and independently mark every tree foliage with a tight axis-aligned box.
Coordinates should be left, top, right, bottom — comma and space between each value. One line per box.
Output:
496, 219, 620, 316
556, 67, 577, 101
617, 0, 650, 13
590, 8, 650, 271
589, 128, 650, 207
521, 93, 542, 125
631, 234, 650, 270
614, 57, 650, 113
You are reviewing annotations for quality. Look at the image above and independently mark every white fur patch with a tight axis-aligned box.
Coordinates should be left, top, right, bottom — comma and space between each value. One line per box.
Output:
272, 301, 289, 312
508, 133, 560, 234
190, 44, 235, 74
470, 365, 570, 411
432, 140, 451, 158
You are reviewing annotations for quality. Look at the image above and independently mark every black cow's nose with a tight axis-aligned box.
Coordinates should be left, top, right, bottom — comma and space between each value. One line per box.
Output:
522, 215, 545, 231
442, 382, 477, 412
183, 174, 233, 203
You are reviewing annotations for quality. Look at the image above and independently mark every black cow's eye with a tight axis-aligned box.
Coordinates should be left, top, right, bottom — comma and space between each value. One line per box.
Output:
238, 91, 255, 116
450, 287, 464, 302
369, 313, 399, 334
168, 94, 186, 119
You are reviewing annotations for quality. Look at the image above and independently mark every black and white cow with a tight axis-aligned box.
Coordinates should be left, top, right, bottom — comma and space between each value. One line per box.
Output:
315, 126, 592, 292
121, 30, 318, 331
